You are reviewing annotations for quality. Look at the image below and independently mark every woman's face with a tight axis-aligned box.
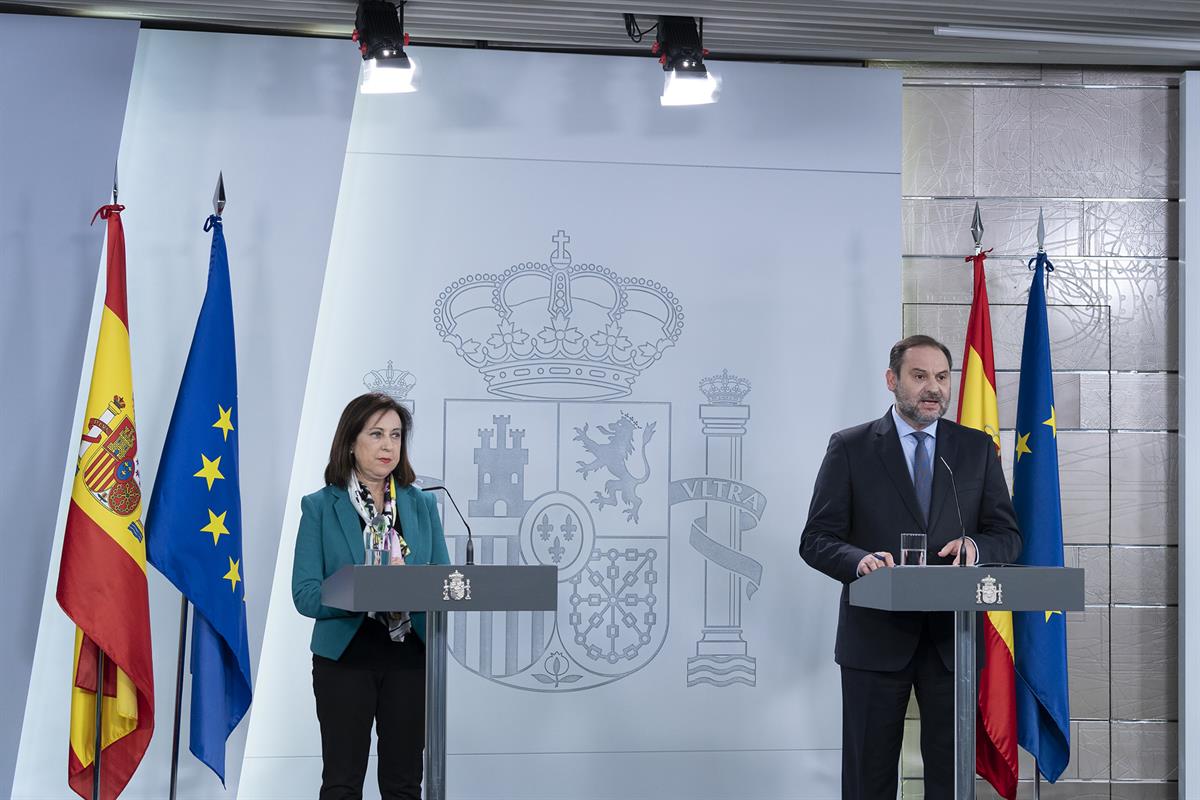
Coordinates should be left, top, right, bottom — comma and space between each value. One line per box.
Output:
351, 408, 403, 487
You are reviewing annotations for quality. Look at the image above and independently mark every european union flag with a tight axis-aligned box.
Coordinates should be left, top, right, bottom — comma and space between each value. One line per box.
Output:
1012, 251, 1070, 782
146, 214, 251, 783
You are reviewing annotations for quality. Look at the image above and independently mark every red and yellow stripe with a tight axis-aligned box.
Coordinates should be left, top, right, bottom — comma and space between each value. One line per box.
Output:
958, 250, 1018, 800
56, 206, 154, 800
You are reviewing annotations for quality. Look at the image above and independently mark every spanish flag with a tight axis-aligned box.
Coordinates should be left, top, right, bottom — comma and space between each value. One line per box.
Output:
956, 249, 1018, 800
56, 204, 154, 799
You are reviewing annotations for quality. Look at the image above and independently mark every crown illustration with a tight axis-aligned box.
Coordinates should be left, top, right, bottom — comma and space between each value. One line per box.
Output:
434, 230, 684, 400
699, 369, 751, 405
364, 361, 417, 401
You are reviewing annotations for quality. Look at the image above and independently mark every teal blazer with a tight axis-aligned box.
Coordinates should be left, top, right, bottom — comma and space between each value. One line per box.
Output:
292, 483, 451, 660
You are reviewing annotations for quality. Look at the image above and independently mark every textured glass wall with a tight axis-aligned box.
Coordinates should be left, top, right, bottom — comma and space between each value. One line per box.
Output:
892, 62, 1180, 800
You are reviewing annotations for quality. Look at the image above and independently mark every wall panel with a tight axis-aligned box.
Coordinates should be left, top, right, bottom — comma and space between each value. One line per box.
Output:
900, 65, 1180, 797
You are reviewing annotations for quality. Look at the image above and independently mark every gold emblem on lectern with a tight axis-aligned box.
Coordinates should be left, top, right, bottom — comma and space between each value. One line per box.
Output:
443, 570, 471, 601
976, 574, 1003, 605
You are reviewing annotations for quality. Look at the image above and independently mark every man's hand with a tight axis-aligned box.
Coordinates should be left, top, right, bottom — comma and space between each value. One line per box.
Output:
857, 551, 895, 576
937, 537, 978, 566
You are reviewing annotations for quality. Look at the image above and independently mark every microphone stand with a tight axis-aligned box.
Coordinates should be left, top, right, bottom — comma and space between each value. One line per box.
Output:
418, 484, 472, 800
940, 454, 976, 799
939, 456, 970, 567
421, 485, 474, 565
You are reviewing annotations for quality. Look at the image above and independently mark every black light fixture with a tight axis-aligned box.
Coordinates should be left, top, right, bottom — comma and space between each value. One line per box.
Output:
626, 14, 719, 106
353, 0, 418, 94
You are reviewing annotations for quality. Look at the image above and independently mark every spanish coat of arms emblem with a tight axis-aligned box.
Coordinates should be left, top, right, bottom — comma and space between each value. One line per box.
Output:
432, 231, 681, 692
415, 231, 767, 693
976, 574, 1003, 605
77, 395, 142, 518
443, 570, 471, 601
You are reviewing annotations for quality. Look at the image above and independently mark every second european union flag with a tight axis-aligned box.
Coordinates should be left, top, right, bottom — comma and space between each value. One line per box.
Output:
1012, 252, 1071, 782
146, 214, 252, 783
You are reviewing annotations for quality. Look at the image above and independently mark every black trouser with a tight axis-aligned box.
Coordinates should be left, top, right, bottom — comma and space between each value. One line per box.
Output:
312, 621, 426, 800
839, 626, 954, 800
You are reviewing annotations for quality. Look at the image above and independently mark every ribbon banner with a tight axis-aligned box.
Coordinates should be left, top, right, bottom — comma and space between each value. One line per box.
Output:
670, 478, 766, 597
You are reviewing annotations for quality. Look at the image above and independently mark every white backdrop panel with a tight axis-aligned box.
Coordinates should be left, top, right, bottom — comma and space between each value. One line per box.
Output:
0, 15, 139, 800
12, 28, 358, 799
243, 49, 899, 800
347, 47, 899, 174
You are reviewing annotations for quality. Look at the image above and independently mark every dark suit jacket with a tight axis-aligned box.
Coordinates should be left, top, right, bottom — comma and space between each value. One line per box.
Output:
291, 483, 451, 660
799, 408, 1021, 671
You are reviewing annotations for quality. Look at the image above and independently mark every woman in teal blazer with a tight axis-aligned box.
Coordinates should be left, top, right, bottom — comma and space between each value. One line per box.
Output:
293, 392, 450, 800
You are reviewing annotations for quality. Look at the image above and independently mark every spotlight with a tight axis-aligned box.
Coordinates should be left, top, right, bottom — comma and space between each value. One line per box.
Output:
353, 0, 417, 94
649, 15, 719, 106
660, 68, 720, 107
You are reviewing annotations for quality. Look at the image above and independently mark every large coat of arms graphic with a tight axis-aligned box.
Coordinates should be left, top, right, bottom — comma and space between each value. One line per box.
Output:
77, 394, 143, 520
431, 231, 681, 691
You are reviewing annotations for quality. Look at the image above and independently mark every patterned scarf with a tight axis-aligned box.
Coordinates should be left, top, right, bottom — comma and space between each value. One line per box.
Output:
347, 472, 411, 641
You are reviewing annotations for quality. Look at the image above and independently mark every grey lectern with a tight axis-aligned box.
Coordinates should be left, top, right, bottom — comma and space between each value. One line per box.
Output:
850, 565, 1084, 799
323, 564, 557, 800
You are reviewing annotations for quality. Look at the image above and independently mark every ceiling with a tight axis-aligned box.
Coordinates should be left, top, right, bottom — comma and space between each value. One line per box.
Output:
3, 0, 1200, 66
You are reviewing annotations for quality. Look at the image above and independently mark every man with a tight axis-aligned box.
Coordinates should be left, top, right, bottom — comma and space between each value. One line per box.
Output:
799, 334, 1021, 800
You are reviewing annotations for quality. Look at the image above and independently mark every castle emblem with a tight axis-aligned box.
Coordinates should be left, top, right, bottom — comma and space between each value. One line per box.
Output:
436, 231, 679, 692
77, 395, 142, 517
470, 415, 532, 519
976, 575, 1003, 605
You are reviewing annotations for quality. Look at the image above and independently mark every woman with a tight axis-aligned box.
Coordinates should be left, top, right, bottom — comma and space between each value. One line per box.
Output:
292, 392, 450, 800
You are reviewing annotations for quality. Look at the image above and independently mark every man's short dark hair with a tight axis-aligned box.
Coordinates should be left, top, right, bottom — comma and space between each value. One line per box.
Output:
889, 335, 953, 375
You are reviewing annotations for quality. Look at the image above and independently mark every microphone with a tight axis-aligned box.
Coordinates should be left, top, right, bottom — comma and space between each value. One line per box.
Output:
421, 485, 474, 566
939, 456, 970, 567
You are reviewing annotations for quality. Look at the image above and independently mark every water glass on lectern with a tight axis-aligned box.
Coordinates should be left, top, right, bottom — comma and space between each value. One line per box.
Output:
900, 533, 927, 566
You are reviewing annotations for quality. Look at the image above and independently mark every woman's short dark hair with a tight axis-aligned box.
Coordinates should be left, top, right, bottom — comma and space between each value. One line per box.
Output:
324, 392, 417, 488
889, 334, 953, 375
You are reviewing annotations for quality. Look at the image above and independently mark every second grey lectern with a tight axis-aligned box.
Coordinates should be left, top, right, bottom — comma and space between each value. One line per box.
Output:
323, 564, 557, 800
850, 565, 1084, 799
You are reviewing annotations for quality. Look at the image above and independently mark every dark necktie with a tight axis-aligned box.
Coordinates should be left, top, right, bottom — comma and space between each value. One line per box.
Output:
912, 431, 932, 525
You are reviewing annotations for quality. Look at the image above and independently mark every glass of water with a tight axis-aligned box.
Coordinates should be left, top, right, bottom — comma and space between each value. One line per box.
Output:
900, 533, 927, 566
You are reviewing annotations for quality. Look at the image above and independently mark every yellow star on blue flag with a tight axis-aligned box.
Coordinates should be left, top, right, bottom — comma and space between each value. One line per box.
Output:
1015, 431, 1032, 462
222, 557, 241, 592
213, 405, 235, 441
201, 509, 230, 546
194, 454, 224, 490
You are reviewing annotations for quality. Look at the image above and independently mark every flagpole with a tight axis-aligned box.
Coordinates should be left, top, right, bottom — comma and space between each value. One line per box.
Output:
1037, 206, 1049, 292
92, 648, 104, 800
166, 174, 228, 799
971, 201, 985, 256
90, 169, 122, 800
1034, 207, 1046, 800
168, 597, 190, 800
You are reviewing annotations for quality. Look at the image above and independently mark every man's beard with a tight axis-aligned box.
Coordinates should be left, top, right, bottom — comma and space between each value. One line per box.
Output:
896, 392, 948, 425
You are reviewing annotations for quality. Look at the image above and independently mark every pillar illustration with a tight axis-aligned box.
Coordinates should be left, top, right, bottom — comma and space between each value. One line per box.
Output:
688, 370, 761, 687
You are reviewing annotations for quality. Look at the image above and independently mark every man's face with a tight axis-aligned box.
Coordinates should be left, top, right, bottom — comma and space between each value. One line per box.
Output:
886, 345, 951, 428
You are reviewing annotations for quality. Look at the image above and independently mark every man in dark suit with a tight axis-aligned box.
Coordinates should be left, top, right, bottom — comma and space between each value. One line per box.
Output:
800, 334, 1021, 800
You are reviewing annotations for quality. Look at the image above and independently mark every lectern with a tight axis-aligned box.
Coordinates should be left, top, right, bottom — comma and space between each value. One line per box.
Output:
323, 564, 557, 800
850, 565, 1084, 799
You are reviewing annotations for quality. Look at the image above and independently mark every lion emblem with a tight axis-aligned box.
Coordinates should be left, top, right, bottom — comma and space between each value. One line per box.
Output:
573, 412, 657, 523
